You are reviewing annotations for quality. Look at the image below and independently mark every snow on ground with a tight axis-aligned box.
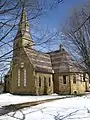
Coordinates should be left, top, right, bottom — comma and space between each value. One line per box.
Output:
0, 93, 67, 107
1, 94, 90, 120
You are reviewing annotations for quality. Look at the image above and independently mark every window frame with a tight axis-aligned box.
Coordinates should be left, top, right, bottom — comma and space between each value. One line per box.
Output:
39, 76, 41, 87
83, 74, 86, 82
63, 75, 67, 84
73, 75, 76, 84
18, 69, 20, 87
49, 77, 51, 86
24, 68, 26, 87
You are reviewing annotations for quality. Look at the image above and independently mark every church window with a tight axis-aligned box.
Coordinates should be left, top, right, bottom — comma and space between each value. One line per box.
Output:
73, 75, 76, 84
39, 77, 41, 87
44, 76, 46, 81
49, 77, 51, 86
79, 74, 83, 83
24, 69, 26, 87
63, 75, 66, 84
83, 74, 86, 82
18, 69, 20, 87
44, 77, 46, 88
21, 62, 24, 68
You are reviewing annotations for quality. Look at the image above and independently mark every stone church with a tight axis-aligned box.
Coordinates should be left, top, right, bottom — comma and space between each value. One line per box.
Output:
4, 8, 89, 95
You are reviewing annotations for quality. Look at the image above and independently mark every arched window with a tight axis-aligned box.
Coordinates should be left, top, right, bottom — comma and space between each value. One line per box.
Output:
49, 77, 51, 86
83, 74, 86, 82
44, 76, 46, 81
44, 77, 46, 88
24, 69, 26, 87
63, 75, 66, 84
73, 75, 76, 84
18, 69, 20, 87
39, 77, 41, 87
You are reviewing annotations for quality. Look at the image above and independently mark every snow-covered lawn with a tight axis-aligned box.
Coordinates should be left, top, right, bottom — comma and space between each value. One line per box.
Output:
0, 94, 90, 120
0, 93, 67, 107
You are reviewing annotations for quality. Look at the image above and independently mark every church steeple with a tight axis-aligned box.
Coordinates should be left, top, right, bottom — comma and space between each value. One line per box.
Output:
14, 7, 33, 48
19, 7, 29, 34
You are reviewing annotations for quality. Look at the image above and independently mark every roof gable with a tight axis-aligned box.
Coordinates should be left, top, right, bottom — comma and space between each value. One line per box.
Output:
24, 48, 53, 73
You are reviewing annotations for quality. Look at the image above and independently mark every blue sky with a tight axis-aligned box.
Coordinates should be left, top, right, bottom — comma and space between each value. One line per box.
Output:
32, 0, 88, 51
0, 0, 88, 73
40, 0, 88, 28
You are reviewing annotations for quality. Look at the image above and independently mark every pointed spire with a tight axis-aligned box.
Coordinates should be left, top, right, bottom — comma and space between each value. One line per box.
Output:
15, 7, 33, 47
19, 7, 29, 32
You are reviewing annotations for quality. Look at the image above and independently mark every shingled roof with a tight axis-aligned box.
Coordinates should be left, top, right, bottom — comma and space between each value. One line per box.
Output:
24, 45, 83, 74
49, 45, 83, 73
14, 8, 84, 74
24, 47, 53, 73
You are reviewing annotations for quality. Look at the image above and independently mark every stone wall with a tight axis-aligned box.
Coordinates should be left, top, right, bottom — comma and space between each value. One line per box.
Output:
54, 73, 71, 94
54, 73, 89, 95
70, 73, 87, 94
53, 73, 59, 94
10, 48, 35, 94
35, 72, 53, 95
10, 46, 53, 95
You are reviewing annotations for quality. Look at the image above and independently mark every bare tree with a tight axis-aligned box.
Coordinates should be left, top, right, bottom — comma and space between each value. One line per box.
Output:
61, 3, 90, 81
0, 0, 63, 74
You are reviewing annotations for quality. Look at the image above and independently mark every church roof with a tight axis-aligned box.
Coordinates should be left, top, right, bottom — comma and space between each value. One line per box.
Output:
49, 46, 83, 73
24, 48, 53, 73
24, 45, 83, 74
14, 8, 84, 74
